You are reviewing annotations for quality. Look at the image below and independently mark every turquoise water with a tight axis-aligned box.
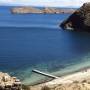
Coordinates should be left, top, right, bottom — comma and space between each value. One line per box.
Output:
0, 6, 90, 85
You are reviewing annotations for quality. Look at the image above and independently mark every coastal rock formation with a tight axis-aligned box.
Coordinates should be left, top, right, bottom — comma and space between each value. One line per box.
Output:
60, 2, 90, 32
0, 72, 22, 90
11, 7, 75, 14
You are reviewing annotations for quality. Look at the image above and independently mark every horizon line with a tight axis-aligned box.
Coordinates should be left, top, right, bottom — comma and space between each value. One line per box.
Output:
0, 4, 80, 8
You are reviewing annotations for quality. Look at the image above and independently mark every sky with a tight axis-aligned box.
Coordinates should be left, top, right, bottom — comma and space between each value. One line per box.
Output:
0, 0, 90, 7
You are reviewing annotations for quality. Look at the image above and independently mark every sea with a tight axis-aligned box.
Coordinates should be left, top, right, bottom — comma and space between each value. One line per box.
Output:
0, 6, 90, 85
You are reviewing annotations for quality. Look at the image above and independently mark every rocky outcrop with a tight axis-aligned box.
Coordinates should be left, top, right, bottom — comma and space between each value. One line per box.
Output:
42, 7, 57, 14
0, 72, 22, 90
42, 7, 75, 14
11, 7, 75, 14
60, 2, 90, 32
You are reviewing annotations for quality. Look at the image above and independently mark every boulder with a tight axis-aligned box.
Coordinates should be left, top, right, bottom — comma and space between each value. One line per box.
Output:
0, 72, 22, 90
60, 2, 90, 32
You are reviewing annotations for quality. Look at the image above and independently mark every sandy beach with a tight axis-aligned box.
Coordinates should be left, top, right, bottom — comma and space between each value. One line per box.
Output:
30, 68, 90, 90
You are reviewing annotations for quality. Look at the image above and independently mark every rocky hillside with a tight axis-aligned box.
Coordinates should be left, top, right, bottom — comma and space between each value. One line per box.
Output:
42, 7, 75, 14
60, 2, 90, 32
11, 7, 75, 14
0, 72, 22, 90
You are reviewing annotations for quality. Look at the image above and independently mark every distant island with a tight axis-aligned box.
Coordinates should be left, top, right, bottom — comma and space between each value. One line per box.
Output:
11, 7, 75, 14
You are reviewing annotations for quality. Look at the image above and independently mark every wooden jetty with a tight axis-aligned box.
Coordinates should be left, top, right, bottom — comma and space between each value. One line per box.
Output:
32, 69, 59, 79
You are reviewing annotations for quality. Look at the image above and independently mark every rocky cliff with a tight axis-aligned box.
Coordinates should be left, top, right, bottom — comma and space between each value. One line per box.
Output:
0, 72, 22, 90
11, 7, 75, 14
60, 2, 90, 32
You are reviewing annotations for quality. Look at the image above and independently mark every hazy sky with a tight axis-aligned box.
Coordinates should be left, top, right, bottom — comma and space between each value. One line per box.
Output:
0, 0, 89, 7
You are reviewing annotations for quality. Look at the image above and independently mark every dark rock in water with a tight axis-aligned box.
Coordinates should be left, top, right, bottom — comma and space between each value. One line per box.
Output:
60, 2, 90, 32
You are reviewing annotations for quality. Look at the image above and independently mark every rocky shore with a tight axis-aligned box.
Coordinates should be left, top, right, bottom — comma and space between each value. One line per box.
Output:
30, 68, 90, 90
0, 72, 22, 90
2, 69, 90, 90
60, 2, 90, 32
11, 7, 75, 14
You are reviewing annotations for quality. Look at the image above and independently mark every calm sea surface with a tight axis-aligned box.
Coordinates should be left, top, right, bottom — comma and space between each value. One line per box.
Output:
0, 6, 90, 85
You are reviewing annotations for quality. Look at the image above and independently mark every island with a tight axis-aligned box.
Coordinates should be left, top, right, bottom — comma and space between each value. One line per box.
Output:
11, 7, 42, 14
60, 2, 90, 32
11, 7, 75, 14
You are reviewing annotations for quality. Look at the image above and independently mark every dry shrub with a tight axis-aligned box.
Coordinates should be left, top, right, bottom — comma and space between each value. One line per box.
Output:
81, 80, 87, 83
73, 80, 79, 84
22, 85, 30, 90
41, 85, 51, 90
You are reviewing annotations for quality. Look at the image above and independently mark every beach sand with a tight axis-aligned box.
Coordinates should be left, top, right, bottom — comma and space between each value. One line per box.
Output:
30, 68, 90, 90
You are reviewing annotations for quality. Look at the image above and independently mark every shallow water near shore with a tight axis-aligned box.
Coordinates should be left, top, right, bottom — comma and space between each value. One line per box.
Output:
0, 6, 90, 85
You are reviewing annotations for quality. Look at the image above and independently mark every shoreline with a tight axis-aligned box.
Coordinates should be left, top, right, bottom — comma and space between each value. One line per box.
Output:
30, 67, 90, 90
27, 66, 90, 86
